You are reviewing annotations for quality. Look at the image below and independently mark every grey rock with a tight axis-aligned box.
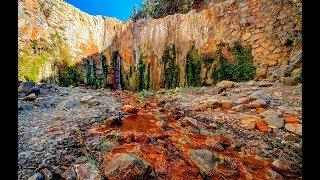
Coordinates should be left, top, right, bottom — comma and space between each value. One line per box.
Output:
27, 172, 44, 180
263, 115, 284, 129
18, 81, 35, 93
23, 93, 37, 101
188, 149, 220, 176
57, 100, 77, 110
61, 168, 77, 180
248, 90, 271, 104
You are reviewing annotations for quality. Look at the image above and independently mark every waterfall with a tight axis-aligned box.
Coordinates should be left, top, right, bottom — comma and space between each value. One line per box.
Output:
114, 54, 122, 90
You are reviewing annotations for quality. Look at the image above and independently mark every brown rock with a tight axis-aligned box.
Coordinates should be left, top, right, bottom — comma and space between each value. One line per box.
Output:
282, 77, 298, 86
188, 149, 221, 176
255, 120, 268, 132
74, 163, 104, 180
103, 153, 155, 180
271, 159, 302, 177
120, 105, 138, 114
240, 115, 260, 130
283, 115, 300, 124
284, 124, 302, 136
255, 68, 267, 79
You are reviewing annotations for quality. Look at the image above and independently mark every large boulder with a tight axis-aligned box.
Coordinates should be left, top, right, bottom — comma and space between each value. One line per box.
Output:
103, 153, 155, 180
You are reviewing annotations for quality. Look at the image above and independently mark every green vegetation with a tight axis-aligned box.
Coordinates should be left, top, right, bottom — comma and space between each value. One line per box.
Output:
138, 58, 151, 91
294, 73, 302, 83
130, 0, 199, 20
100, 140, 117, 153
83, 55, 108, 89
212, 42, 256, 82
84, 152, 102, 168
162, 44, 180, 89
185, 45, 201, 87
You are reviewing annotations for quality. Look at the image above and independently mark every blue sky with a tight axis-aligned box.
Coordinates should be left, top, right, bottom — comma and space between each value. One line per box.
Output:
64, 0, 142, 21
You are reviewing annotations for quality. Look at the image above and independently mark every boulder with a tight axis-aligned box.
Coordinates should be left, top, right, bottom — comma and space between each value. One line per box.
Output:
102, 115, 122, 126
248, 91, 271, 105
188, 149, 220, 176
103, 153, 155, 180
216, 81, 235, 89
74, 163, 104, 180
240, 115, 260, 130
120, 105, 138, 114
263, 115, 284, 129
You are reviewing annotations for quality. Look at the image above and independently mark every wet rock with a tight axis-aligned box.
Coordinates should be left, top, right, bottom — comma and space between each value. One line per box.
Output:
74, 163, 104, 180
27, 172, 44, 180
271, 159, 302, 177
18, 81, 35, 93
103, 153, 155, 179
188, 149, 220, 176
61, 168, 77, 180
57, 100, 77, 110
263, 115, 284, 129
120, 105, 138, 114
23, 93, 37, 101
284, 124, 302, 136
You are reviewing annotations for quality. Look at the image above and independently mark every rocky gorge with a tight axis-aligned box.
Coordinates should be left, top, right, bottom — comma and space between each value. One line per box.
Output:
18, 0, 302, 179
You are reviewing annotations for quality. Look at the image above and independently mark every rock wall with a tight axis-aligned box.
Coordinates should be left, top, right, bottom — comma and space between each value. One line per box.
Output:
18, 0, 302, 89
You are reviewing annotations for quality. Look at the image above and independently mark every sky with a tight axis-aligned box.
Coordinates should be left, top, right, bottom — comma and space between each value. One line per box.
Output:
64, 0, 142, 21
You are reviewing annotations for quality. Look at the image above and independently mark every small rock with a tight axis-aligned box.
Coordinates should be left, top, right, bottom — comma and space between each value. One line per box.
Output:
102, 115, 122, 126
271, 159, 302, 177
255, 68, 267, 79
247, 140, 270, 149
208, 122, 218, 129
74, 163, 104, 180
27, 172, 44, 180
23, 93, 37, 101
34, 97, 44, 107
120, 105, 138, 114
231, 104, 248, 112
206, 139, 224, 151
255, 120, 268, 132
263, 115, 284, 129
18, 102, 34, 111
180, 117, 198, 128
284, 124, 302, 136
26, 86, 40, 96
282, 77, 298, 86
40, 168, 53, 180
80, 96, 94, 103
221, 101, 236, 110
103, 153, 155, 179
57, 100, 76, 110
248, 90, 271, 105
61, 168, 77, 180
188, 149, 220, 176
88, 100, 100, 107
18, 81, 35, 93
283, 115, 300, 124
217, 80, 235, 89
240, 115, 260, 130
247, 99, 267, 108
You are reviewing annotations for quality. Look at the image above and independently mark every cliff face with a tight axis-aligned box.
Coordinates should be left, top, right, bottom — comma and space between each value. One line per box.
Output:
18, 0, 302, 89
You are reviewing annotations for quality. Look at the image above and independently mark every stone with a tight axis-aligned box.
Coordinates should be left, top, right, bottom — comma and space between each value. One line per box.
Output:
255, 68, 267, 79
23, 93, 37, 101
284, 124, 302, 136
26, 86, 41, 96
216, 80, 235, 89
61, 168, 77, 180
282, 77, 297, 86
18, 81, 35, 93
102, 115, 122, 126
205, 139, 224, 151
88, 100, 100, 107
263, 115, 284, 129
103, 153, 155, 179
291, 68, 301, 78
248, 91, 271, 104
271, 159, 302, 177
57, 100, 76, 110
80, 96, 94, 103
27, 172, 44, 180
255, 120, 268, 132
188, 149, 220, 176
208, 122, 218, 129
240, 115, 260, 130
283, 115, 300, 124
18, 102, 35, 111
120, 105, 138, 114
74, 163, 104, 180
34, 97, 44, 107
247, 99, 267, 108
267, 169, 284, 180
221, 100, 236, 110
247, 140, 270, 149
231, 104, 248, 112
180, 117, 198, 129
40, 168, 53, 180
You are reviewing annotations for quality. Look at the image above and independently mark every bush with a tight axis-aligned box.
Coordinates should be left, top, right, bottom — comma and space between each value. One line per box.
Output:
213, 42, 256, 82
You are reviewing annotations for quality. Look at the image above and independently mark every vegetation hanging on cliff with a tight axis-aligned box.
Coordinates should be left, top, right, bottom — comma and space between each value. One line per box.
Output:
212, 42, 256, 82
186, 45, 201, 87
162, 44, 180, 89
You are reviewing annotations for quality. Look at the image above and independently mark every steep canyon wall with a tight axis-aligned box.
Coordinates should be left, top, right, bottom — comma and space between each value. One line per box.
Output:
18, 0, 302, 89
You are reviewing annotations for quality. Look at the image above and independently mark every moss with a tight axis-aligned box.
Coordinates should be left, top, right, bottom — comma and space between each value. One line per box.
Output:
212, 42, 256, 82
185, 45, 201, 87
162, 44, 180, 89
138, 58, 151, 91
294, 73, 302, 83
